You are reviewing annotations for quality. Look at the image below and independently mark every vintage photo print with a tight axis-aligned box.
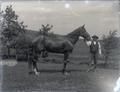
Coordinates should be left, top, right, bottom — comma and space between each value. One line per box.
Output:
0, 0, 120, 92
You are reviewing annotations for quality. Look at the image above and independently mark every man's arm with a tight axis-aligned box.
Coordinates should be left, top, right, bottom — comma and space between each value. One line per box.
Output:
98, 42, 102, 55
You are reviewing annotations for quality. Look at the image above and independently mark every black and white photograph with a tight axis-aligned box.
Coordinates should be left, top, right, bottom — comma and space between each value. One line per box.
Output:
0, 0, 120, 92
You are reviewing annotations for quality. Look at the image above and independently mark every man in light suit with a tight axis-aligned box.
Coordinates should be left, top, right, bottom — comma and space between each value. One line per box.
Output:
87, 35, 102, 71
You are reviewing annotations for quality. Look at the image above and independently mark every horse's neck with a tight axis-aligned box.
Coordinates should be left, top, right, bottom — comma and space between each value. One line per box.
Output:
67, 36, 79, 45
66, 29, 80, 45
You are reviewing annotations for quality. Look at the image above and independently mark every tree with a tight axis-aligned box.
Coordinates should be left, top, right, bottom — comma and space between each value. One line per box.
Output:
102, 30, 119, 65
39, 24, 53, 36
39, 24, 53, 46
1, 5, 27, 57
39, 24, 53, 58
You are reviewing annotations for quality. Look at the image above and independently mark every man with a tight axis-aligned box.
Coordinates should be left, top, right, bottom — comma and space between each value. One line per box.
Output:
89, 35, 102, 69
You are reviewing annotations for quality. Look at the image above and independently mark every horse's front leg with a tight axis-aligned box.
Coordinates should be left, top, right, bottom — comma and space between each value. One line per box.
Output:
28, 58, 33, 74
62, 52, 69, 74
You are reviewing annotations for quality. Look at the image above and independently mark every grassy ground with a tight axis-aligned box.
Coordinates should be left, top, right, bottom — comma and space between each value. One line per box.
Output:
1, 40, 120, 92
2, 61, 119, 92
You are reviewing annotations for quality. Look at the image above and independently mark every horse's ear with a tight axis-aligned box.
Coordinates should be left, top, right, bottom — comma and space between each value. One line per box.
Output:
82, 24, 85, 28
42, 24, 45, 28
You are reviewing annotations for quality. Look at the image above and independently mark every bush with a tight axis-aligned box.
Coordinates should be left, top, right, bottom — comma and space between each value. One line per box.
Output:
102, 30, 119, 64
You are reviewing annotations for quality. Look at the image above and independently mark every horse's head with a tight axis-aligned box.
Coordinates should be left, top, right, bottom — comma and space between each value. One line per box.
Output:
79, 24, 91, 41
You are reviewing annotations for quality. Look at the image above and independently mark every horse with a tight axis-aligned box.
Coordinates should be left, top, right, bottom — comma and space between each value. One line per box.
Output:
29, 24, 91, 75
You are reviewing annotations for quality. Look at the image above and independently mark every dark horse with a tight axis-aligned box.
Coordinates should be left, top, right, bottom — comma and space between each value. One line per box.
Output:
29, 25, 91, 75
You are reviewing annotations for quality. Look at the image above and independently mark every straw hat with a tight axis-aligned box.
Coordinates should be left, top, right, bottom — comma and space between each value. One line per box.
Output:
92, 35, 99, 39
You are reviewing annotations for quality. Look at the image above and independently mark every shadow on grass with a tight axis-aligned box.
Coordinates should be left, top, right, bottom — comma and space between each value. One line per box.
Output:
37, 69, 85, 73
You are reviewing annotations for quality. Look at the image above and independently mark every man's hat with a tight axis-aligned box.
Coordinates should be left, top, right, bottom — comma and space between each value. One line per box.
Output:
92, 35, 99, 39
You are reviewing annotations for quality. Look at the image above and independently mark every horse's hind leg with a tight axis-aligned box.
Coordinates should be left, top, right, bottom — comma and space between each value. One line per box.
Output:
28, 59, 33, 74
62, 52, 69, 74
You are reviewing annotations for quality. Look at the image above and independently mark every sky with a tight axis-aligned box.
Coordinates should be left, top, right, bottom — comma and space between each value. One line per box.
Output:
0, 0, 120, 38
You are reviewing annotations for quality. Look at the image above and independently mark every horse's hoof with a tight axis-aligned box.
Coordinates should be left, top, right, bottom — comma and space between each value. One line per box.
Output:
86, 69, 90, 72
28, 71, 33, 75
88, 63, 94, 66
34, 72, 40, 76
63, 72, 69, 76
36, 73, 39, 76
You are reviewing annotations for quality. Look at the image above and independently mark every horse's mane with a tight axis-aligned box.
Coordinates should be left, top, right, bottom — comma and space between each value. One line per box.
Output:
66, 27, 81, 38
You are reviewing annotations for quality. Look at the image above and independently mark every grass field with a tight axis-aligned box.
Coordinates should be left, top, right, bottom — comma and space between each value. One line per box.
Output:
2, 61, 120, 92
1, 40, 120, 92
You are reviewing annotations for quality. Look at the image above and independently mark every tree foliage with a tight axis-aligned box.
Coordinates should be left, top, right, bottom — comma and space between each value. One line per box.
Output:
1, 5, 27, 47
0, 5, 27, 57
39, 24, 53, 36
102, 30, 119, 63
